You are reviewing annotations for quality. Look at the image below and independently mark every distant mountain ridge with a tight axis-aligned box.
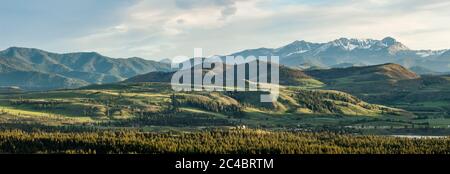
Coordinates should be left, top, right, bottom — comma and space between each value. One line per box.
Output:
229, 37, 450, 72
0, 47, 171, 90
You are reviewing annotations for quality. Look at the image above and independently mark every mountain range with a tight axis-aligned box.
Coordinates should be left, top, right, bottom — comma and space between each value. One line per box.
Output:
1, 36, 449, 90
231, 37, 450, 73
0, 47, 171, 90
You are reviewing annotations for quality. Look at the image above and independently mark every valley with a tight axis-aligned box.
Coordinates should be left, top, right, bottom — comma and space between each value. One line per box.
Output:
1, 65, 450, 136
1, 40, 450, 154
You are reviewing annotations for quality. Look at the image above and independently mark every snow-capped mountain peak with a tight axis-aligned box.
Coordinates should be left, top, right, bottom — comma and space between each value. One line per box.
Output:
226, 37, 450, 73
329, 38, 379, 51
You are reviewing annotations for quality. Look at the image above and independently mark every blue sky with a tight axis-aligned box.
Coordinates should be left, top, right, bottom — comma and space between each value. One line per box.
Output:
1, 0, 450, 59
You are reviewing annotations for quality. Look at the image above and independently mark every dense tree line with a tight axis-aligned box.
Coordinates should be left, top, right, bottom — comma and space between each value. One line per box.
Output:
292, 90, 382, 113
171, 93, 242, 116
9, 99, 69, 110
0, 129, 448, 154
0, 123, 101, 133
225, 91, 277, 109
107, 112, 234, 127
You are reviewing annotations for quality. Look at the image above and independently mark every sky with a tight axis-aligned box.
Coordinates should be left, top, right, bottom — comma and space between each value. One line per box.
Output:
1, 0, 450, 60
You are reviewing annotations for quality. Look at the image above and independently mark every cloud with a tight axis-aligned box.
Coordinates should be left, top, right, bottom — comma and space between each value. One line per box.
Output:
69, 0, 269, 58
57, 0, 450, 59
174, 0, 239, 19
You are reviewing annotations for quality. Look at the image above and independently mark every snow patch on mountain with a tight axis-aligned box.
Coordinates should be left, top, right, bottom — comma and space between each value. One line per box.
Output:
415, 50, 447, 58
330, 38, 378, 51
286, 50, 309, 56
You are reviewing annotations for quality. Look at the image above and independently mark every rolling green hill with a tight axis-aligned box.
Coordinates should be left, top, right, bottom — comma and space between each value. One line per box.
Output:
125, 71, 174, 83
125, 65, 324, 88
355, 74, 450, 117
0, 70, 89, 90
304, 63, 450, 120
305, 63, 419, 93
0, 80, 412, 131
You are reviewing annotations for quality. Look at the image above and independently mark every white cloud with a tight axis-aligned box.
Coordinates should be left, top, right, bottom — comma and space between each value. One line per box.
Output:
67, 0, 450, 59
